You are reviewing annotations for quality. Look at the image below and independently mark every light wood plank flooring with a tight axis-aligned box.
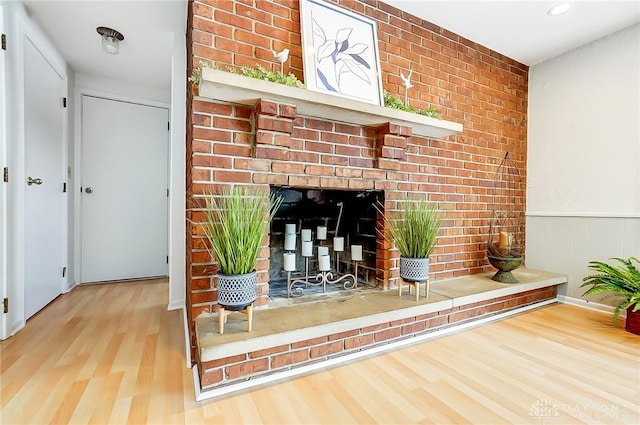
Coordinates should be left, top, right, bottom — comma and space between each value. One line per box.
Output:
1, 279, 638, 424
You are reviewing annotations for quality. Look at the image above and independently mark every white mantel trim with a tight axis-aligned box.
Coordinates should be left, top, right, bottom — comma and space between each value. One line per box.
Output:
199, 68, 463, 140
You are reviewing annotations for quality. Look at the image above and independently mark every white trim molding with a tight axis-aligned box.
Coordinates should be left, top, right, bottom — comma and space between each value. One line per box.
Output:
527, 212, 640, 219
557, 295, 626, 318
168, 31, 186, 312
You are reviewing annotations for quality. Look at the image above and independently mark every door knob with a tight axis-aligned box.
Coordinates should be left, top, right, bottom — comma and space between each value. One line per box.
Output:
27, 177, 43, 186
85, 187, 94, 194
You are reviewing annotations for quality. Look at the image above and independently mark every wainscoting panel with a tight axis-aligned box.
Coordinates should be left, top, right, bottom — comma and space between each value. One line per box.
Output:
526, 215, 640, 306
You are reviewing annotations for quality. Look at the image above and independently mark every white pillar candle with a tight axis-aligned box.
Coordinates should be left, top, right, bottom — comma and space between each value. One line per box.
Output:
333, 237, 344, 252
301, 228, 312, 242
284, 233, 297, 251
318, 254, 331, 271
285, 223, 296, 235
316, 226, 327, 240
283, 252, 296, 271
351, 245, 363, 261
302, 240, 313, 257
317, 246, 329, 257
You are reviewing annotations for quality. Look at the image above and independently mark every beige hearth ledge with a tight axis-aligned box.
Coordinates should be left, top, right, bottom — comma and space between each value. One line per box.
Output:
199, 68, 464, 139
196, 268, 566, 363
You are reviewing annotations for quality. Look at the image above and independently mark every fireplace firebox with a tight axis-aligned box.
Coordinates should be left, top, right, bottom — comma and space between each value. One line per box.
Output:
268, 187, 383, 300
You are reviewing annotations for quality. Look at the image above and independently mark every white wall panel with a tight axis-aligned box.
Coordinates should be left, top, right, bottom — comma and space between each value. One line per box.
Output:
526, 216, 639, 305
547, 217, 573, 296
527, 24, 640, 311
528, 24, 639, 216
524, 217, 548, 270
588, 218, 626, 261
623, 219, 640, 258
570, 218, 590, 299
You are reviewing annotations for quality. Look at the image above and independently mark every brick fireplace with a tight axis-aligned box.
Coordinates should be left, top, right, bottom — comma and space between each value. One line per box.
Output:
185, 0, 529, 358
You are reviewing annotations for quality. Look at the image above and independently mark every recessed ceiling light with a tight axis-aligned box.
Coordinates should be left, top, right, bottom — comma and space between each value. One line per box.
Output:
548, 3, 571, 16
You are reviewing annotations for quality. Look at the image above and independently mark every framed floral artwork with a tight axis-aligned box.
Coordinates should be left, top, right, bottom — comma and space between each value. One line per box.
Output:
299, 0, 384, 106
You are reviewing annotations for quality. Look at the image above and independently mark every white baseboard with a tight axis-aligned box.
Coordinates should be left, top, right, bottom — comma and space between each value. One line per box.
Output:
167, 299, 185, 311
64, 279, 77, 294
192, 298, 558, 401
9, 318, 25, 338
557, 295, 624, 317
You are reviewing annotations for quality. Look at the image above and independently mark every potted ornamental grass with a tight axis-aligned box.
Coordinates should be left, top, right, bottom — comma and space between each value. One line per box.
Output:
381, 198, 443, 283
202, 186, 282, 310
581, 256, 640, 335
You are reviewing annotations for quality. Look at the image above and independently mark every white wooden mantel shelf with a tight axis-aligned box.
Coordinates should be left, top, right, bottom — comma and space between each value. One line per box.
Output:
199, 68, 464, 139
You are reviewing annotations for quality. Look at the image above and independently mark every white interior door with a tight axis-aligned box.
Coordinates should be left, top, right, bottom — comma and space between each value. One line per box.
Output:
81, 96, 168, 283
24, 38, 66, 319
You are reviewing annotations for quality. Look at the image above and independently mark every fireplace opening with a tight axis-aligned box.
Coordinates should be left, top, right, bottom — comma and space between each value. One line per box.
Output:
269, 187, 383, 302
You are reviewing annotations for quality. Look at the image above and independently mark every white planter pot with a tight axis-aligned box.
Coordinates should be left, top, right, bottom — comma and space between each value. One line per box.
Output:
216, 271, 257, 310
400, 257, 430, 283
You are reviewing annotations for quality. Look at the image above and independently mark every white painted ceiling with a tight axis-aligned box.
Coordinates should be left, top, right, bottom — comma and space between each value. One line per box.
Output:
386, 0, 640, 65
20, 0, 640, 90
22, 0, 187, 90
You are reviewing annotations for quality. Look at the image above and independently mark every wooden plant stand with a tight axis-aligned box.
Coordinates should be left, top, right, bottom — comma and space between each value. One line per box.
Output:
398, 278, 429, 301
218, 304, 253, 334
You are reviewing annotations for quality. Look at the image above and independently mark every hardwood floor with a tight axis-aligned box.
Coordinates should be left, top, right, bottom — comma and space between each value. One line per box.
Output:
1, 279, 638, 424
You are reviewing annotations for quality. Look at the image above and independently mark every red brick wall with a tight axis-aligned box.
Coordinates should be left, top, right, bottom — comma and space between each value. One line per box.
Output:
198, 286, 555, 391
185, 0, 529, 355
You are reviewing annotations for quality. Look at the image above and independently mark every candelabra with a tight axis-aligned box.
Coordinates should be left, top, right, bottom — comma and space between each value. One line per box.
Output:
282, 224, 363, 298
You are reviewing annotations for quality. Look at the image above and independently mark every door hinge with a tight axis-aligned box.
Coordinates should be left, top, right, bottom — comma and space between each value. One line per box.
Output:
63, 182, 67, 193
3, 298, 8, 314
166, 188, 169, 197
167, 121, 170, 131
62, 267, 67, 278
3, 167, 8, 182
166, 256, 169, 264
63, 97, 67, 108
1, 34, 6, 51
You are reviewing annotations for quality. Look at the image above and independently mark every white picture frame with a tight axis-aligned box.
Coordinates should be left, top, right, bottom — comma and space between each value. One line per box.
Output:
299, 0, 384, 106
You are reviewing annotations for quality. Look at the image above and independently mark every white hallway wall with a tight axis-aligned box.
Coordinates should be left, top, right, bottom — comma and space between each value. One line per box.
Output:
527, 24, 640, 310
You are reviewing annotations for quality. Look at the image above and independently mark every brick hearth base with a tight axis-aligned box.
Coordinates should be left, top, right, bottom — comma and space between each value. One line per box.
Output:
195, 269, 565, 393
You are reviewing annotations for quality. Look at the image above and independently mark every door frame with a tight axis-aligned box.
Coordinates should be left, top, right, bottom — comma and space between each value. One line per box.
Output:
73, 90, 170, 287
1, 2, 7, 340
1, 3, 68, 338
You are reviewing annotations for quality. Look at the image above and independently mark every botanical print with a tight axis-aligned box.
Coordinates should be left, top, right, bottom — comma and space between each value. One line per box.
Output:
311, 18, 371, 93
301, 0, 383, 105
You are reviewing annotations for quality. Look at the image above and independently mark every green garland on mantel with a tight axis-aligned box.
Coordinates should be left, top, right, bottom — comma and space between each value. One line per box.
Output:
189, 60, 304, 88
383, 92, 440, 119
189, 60, 441, 119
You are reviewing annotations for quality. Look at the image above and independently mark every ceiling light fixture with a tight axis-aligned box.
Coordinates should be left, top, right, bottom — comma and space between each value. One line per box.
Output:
547, 3, 571, 16
96, 26, 124, 54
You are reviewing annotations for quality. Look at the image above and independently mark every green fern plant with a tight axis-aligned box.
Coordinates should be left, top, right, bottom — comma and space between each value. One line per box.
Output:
581, 257, 640, 322
379, 198, 442, 258
202, 187, 282, 276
